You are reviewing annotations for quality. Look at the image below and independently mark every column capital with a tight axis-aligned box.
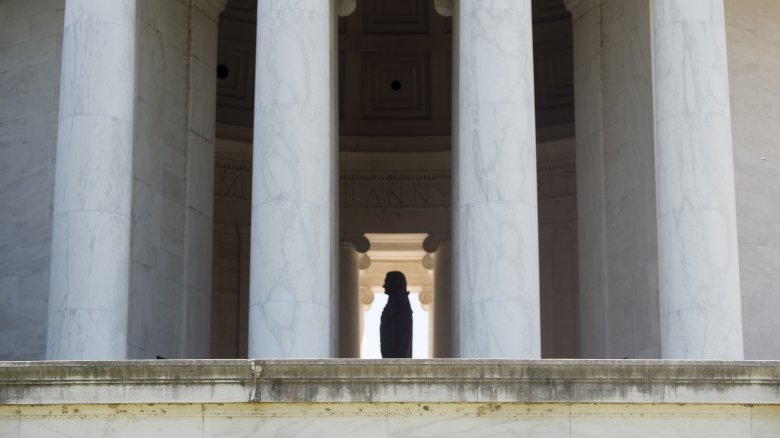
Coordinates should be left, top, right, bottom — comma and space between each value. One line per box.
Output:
423, 233, 449, 253
341, 233, 371, 253
337, 0, 357, 17
433, 0, 453, 17
419, 286, 434, 310
359, 286, 375, 306
422, 253, 435, 270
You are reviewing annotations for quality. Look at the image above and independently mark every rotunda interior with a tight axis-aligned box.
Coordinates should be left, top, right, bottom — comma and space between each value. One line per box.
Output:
209, 0, 577, 358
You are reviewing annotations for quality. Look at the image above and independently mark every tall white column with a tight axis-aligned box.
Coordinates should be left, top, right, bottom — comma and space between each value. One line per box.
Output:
653, 0, 744, 359
249, 0, 333, 358
47, 0, 137, 359
455, 0, 541, 358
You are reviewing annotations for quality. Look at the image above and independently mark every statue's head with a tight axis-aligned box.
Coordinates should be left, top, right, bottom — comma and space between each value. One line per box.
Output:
383, 271, 407, 295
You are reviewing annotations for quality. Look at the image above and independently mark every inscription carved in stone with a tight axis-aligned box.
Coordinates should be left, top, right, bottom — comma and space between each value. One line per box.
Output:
215, 160, 252, 199
215, 160, 575, 204
341, 172, 451, 208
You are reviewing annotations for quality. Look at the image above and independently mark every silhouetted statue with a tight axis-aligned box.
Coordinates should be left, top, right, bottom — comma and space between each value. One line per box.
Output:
380, 271, 413, 358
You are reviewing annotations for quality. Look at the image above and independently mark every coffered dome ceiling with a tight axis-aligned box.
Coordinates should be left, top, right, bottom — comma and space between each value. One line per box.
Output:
215, 0, 573, 145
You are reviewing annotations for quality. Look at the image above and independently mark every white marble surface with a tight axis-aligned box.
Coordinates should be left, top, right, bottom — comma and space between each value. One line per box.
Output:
182, 3, 222, 359
0, 0, 63, 360
653, 0, 744, 359
567, 0, 663, 360
250, 0, 332, 358
724, 0, 780, 360
455, 0, 540, 358
123, 0, 224, 360
47, 212, 131, 358
47, 0, 137, 359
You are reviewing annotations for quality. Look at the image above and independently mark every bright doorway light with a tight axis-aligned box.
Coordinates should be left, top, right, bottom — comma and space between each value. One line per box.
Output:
361, 289, 430, 359
358, 233, 433, 359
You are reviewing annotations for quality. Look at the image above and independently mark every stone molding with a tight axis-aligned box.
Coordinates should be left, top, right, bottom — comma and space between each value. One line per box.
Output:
216, 159, 575, 178
340, 234, 371, 253
2, 360, 780, 405
341, 171, 451, 183
359, 287, 374, 306
215, 159, 575, 204
337, 0, 357, 17
216, 159, 251, 173
433, 0, 453, 17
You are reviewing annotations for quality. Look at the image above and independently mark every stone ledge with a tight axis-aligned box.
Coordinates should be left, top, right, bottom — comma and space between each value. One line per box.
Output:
1, 360, 779, 405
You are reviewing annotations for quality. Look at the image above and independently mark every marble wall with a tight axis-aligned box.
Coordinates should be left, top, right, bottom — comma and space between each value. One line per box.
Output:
725, 0, 780, 359
0, 0, 64, 360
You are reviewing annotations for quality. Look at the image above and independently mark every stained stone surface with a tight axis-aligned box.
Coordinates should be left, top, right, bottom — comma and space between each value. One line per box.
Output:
1, 359, 780, 438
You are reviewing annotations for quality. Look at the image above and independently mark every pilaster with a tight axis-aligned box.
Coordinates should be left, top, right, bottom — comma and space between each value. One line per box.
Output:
180, 0, 227, 359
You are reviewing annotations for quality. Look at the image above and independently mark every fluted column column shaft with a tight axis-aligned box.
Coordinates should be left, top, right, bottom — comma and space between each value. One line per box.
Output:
47, 0, 137, 360
249, 0, 333, 358
454, 0, 541, 358
653, 0, 744, 359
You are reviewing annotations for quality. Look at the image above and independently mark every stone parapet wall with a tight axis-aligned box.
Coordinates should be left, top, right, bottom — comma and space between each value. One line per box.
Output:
2, 360, 780, 404
2, 360, 779, 437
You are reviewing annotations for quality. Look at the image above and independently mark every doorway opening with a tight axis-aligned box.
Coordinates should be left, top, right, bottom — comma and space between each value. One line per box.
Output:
358, 234, 432, 359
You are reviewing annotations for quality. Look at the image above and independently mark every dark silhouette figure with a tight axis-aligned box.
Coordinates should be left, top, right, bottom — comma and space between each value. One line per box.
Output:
380, 271, 413, 358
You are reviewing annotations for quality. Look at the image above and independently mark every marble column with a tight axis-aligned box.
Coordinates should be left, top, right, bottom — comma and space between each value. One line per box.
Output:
46, 0, 137, 359
454, 0, 541, 358
653, 0, 744, 359
338, 242, 361, 358
433, 241, 452, 358
249, 0, 333, 358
